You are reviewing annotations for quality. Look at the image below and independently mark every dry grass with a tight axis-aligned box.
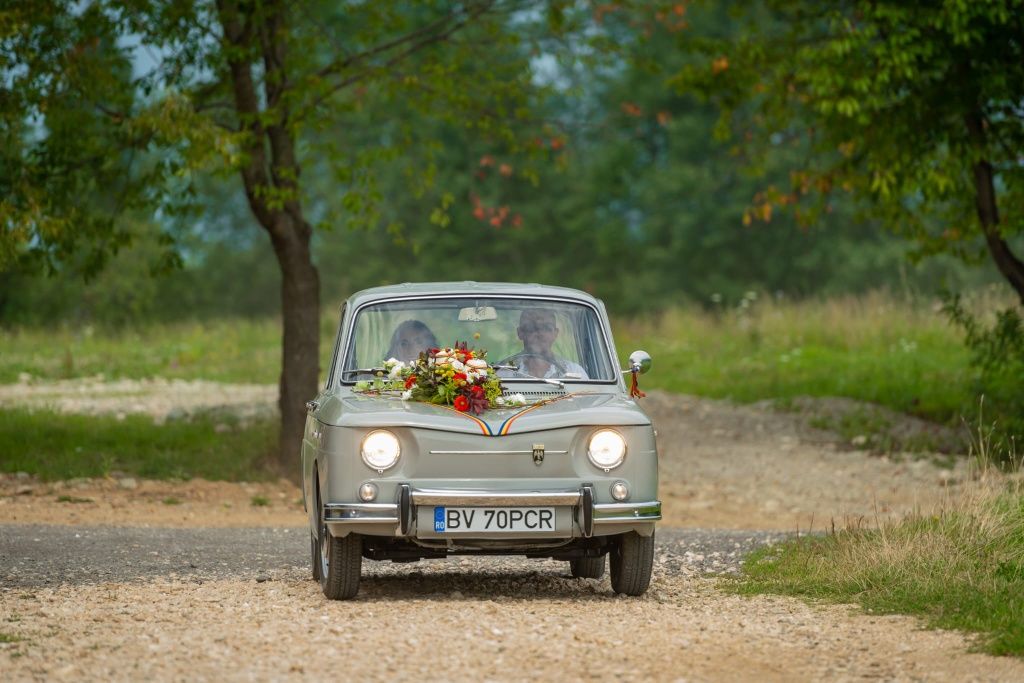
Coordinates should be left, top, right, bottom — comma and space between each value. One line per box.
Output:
739, 428, 1024, 656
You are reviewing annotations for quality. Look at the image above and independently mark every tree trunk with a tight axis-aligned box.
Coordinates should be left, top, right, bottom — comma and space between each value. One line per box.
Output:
218, 0, 321, 475
269, 220, 320, 477
965, 113, 1024, 306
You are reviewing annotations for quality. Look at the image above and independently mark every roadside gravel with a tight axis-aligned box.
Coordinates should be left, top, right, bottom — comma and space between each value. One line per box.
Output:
0, 385, 975, 531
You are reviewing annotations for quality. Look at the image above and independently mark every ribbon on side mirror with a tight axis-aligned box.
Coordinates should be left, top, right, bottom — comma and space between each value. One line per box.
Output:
627, 350, 650, 398
629, 367, 646, 398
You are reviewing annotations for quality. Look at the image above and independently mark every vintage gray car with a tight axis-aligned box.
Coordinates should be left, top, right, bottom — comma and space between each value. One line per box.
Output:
302, 282, 660, 599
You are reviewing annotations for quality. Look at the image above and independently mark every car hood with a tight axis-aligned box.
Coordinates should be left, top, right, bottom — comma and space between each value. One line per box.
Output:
316, 391, 650, 436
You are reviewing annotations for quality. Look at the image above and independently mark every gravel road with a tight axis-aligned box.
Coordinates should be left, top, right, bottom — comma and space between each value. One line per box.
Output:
0, 524, 785, 588
3, 382, 1022, 681
4, 524, 1024, 682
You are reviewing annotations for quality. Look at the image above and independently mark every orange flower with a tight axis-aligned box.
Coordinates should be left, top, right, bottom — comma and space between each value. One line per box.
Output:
621, 101, 642, 117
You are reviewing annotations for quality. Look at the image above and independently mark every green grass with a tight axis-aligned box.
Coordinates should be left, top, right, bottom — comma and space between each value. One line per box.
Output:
0, 408, 277, 481
1, 291, 1017, 480
0, 317, 338, 384
250, 495, 270, 507
0, 632, 25, 643
735, 481, 1024, 656
614, 292, 979, 428
3, 294, 978, 423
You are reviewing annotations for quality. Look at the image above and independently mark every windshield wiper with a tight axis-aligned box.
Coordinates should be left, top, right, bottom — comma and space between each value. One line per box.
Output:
341, 367, 386, 378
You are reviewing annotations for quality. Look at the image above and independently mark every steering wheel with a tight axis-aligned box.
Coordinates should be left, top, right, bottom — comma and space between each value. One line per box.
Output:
496, 352, 567, 377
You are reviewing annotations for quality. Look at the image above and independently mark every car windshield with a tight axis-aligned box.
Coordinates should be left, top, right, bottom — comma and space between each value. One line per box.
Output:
341, 297, 616, 382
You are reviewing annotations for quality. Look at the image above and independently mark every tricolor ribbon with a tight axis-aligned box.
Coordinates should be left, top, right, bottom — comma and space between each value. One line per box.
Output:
433, 391, 590, 436
629, 369, 646, 399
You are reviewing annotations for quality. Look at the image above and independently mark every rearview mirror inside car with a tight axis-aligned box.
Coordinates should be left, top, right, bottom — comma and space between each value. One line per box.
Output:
458, 306, 498, 321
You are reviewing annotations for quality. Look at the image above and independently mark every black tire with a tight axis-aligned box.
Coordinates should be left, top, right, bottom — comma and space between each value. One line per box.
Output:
310, 532, 321, 582
609, 531, 654, 596
570, 554, 606, 579
315, 482, 362, 600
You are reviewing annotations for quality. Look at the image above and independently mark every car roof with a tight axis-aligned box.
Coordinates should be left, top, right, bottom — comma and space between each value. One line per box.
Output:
342, 282, 603, 310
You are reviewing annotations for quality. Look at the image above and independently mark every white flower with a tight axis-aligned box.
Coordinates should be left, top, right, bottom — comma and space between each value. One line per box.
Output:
495, 396, 506, 406
466, 358, 487, 370
450, 359, 465, 372
401, 390, 412, 401
513, 393, 526, 404
384, 357, 401, 367
388, 361, 406, 378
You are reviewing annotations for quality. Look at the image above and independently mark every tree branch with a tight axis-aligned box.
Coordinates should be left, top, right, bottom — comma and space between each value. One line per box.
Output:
313, 3, 486, 81
258, 0, 306, 233
304, 2, 493, 115
216, 0, 276, 232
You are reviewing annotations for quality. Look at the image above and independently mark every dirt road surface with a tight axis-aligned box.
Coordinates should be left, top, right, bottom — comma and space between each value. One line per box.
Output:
1, 381, 1019, 681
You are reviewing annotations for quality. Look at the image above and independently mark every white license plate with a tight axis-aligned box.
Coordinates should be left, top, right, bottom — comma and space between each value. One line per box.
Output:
433, 506, 555, 533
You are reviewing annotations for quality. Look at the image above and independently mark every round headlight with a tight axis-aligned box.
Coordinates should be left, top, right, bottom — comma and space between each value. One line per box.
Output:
361, 430, 400, 470
588, 429, 626, 469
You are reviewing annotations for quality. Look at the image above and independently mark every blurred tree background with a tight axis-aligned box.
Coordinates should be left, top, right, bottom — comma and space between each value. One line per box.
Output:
2, 0, 1011, 327
2, 1, 1022, 457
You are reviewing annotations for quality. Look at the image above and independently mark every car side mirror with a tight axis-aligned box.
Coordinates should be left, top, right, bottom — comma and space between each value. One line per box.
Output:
627, 350, 652, 375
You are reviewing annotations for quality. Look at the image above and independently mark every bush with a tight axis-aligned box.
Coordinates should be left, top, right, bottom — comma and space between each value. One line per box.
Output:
943, 293, 1024, 464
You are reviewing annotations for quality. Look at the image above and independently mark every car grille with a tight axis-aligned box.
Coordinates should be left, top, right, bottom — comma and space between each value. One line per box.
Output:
501, 389, 566, 401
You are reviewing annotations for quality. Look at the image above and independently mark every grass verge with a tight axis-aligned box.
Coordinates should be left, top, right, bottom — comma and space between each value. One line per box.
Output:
615, 292, 973, 424
0, 317, 338, 385
0, 408, 278, 481
734, 477, 1024, 656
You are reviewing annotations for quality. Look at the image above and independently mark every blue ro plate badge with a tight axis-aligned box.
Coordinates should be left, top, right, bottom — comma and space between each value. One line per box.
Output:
434, 506, 446, 532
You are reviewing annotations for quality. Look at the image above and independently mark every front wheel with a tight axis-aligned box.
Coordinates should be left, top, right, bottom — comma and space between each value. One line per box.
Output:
609, 531, 654, 596
314, 483, 362, 600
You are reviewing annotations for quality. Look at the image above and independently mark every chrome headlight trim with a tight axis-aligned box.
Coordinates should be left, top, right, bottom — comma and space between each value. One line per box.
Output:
587, 429, 626, 470
360, 430, 401, 471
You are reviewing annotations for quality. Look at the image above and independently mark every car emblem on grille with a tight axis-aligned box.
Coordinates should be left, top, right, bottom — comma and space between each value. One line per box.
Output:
532, 444, 545, 466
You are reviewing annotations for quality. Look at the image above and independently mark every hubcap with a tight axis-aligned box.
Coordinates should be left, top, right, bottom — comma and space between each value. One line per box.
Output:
319, 520, 329, 579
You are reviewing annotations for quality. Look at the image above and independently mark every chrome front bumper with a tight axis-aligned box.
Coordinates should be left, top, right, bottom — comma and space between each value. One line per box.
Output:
322, 484, 661, 536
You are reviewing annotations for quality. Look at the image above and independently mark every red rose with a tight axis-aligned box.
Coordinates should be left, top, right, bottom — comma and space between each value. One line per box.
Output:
470, 384, 484, 395
452, 372, 467, 384
404, 376, 416, 389
453, 395, 470, 412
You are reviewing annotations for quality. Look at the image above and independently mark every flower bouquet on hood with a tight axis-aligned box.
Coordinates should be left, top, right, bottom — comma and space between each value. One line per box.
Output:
357, 341, 522, 414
